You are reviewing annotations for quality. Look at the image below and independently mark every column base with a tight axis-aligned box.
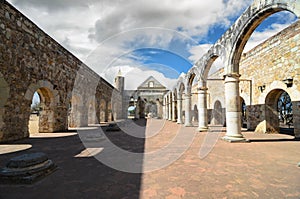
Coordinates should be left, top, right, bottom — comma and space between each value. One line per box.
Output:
221, 135, 249, 143
172, 119, 177, 122
184, 123, 193, 127
197, 127, 208, 132
177, 121, 183, 124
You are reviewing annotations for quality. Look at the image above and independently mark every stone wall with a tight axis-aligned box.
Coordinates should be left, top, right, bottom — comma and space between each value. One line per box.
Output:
206, 69, 226, 125
0, 1, 119, 142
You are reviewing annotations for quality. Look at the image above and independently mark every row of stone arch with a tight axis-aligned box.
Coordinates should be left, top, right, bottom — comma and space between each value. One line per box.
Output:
0, 77, 118, 141
163, 0, 300, 140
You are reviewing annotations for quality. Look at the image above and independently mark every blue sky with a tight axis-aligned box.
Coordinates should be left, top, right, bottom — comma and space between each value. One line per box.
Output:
129, 48, 192, 77
7, 0, 298, 90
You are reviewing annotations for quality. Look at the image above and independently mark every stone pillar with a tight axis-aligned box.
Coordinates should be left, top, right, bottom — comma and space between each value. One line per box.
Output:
168, 93, 172, 121
177, 95, 183, 124
105, 101, 109, 122
164, 97, 168, 120
162, 98, 166, 119
172, 92, 176, 122
293, 101, 300, 138
197, 86, 208, 131
156, 99, 163, 119
79, 104, 88, 127
184, 93, 192, 127
222, 74, 246, 142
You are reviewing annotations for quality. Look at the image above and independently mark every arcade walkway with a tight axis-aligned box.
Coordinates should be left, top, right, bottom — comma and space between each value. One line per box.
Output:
0, 119, 299, 198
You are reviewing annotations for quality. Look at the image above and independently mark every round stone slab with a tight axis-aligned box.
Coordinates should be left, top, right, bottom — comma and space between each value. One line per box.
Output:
6, 152, 48, 168
106, 123, 121, 132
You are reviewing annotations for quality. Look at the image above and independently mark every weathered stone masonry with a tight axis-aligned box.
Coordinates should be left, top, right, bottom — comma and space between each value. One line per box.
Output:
0, 0, 120, 142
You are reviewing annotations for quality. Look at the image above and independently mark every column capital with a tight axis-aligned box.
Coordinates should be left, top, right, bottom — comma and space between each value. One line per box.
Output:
223, 73, 241, 79
184, 93, 192, 98
197, 86, 208, 91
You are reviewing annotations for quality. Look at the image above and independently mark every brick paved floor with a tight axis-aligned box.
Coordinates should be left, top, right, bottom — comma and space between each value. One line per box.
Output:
0, 119, 299, 199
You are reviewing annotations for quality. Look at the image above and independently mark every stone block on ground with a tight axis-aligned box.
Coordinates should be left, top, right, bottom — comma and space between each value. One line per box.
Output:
0, 152, 57, 184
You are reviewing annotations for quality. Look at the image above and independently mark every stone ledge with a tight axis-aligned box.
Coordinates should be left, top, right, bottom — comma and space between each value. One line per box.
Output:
0, 152, 57, 184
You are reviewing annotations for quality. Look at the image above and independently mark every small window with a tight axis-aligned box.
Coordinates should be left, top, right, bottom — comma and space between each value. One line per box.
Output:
149, 81, 154, 87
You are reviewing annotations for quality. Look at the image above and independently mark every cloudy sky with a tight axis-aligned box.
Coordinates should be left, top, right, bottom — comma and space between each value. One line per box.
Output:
7, 0, 297, 89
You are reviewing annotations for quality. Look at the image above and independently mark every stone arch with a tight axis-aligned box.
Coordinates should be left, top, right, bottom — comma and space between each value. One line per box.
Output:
197, 43, 225, 81
176, 73, 186, 93
258, 80, 299, 104
186, 66, 201, 92
0, 73, 10, 140
227, 0, 300, 73
25, 80, 60, 134
264, 88, 293, 134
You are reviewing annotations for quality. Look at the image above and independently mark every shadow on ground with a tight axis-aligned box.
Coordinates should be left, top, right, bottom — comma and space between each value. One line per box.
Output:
0, 119, 147, 199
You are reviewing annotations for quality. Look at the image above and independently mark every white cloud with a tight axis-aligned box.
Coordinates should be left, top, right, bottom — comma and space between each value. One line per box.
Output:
188, 44, 212, 63
10, 0, 294, 89
244, 22, 295, 53
101, 65, 177, 90
7, 0, 252, 61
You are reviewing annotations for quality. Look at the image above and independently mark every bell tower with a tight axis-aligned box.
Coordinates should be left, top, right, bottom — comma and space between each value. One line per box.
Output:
114, 69, 124, 93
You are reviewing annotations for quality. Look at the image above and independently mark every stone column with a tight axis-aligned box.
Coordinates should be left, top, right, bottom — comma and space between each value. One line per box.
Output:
172, 92, 176, 122
105, 101, 109, 122
162, 98, 165, 119
197, 86, 208, 131
177, 94, 183, 124
164, 97, 168, 120
168, 93, 172, 121
79, 104, 88, 127
156, 99, 163, 119
222, 74, 246, 142
184, 93, 192, 127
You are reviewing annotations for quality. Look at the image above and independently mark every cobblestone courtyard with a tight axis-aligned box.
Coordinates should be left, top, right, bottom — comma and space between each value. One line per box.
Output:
0, 119, 299, 199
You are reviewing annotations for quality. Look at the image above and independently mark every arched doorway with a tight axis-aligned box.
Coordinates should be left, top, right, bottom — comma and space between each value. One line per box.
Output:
28, 87, 55, 134
265, 89, 294, 135
240, 97, 247, 128
212, 100, 224, 126
28, 92, 40, 134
